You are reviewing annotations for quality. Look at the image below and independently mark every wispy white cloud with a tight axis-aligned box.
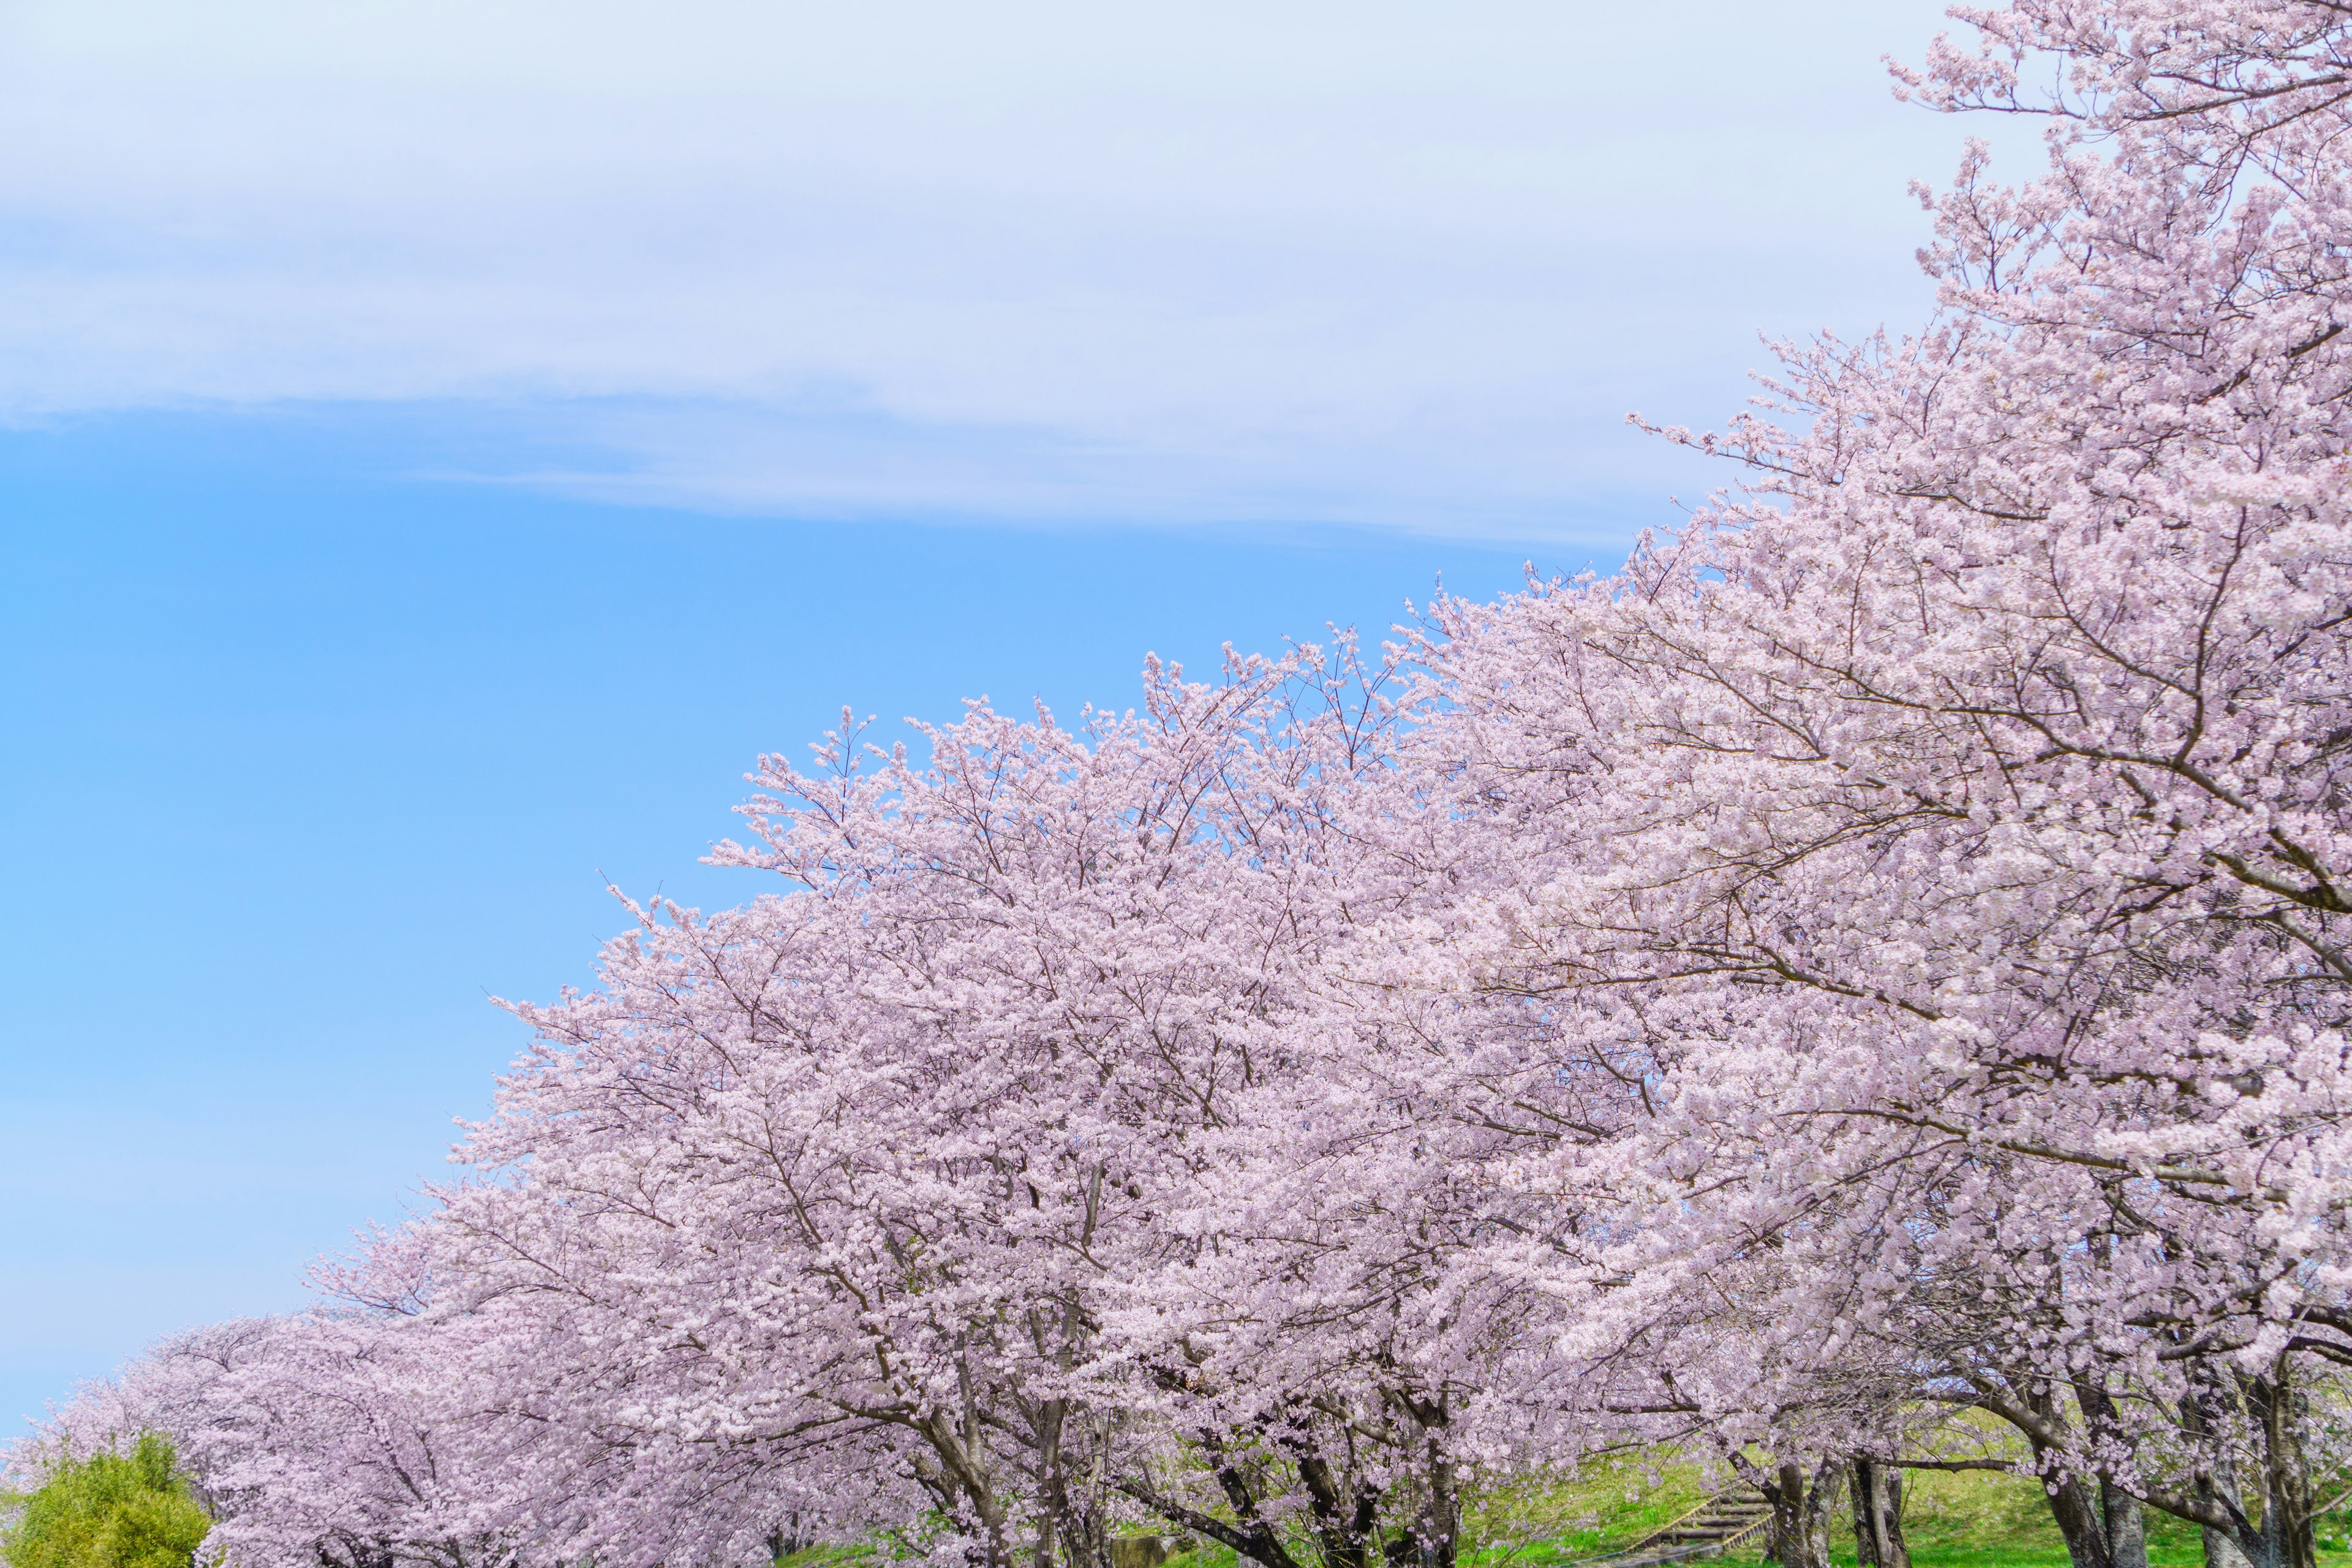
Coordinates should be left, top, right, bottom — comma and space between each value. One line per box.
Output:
0, 0, 2002, 526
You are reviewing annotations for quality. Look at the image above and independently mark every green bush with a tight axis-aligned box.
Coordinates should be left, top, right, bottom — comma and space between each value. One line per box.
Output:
1, 1434, 212, 1568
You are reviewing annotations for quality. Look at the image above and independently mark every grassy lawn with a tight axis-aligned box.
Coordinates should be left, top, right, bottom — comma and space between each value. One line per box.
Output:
1465, 1455, 1711, 1565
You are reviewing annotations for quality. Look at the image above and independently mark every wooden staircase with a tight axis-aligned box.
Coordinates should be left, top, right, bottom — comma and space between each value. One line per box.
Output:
1583, 1490, 1773, 1566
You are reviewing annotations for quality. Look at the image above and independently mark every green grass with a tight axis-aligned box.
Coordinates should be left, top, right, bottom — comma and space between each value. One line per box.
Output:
1466, 1458, 1711, 1567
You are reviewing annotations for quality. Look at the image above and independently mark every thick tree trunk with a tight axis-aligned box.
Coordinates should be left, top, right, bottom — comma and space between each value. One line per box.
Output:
2204, 1528, 2261, 1568
2178, 1363, 2283, 1568
2101, 1480, 2148, 1568
2075, 1385, 2147, 1568
2040, 1468, 2117, 1568
1761, 1460, 1842, 1568
1852, 1459, 1909, 1568
1035, 1398, 1067, 1568
2255, 1365, 2318, 1568
1762, 1464, 1801, 1564
1420, 1443, 1459, 1568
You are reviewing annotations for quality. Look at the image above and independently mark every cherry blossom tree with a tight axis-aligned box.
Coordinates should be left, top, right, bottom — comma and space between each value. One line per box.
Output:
1389, 4, 2352, 1565
400, 647, 1471, 1568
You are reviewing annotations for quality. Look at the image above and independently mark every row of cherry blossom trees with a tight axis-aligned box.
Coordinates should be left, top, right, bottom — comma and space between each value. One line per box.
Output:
15, 5, 2352, 1568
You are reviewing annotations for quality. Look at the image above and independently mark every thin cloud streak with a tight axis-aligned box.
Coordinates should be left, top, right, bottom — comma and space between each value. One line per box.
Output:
0, 0, 1999, 527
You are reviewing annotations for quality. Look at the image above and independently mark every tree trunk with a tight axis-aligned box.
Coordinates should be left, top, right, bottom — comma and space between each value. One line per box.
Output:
1853, 1459, 1909, 1568
2255, 1364, 2317, 1568
2075, 1384, 2147, 1568
2101, 1480, 2147, 1568
2042, 1470, 2117, 1568
1761, 1460, 1842, 1568
1421, 1443, 1459, 1568
2179, 1362, 2278, 1568
1763, 1463, 1800, 1565
2205, 1528, 2261, 1568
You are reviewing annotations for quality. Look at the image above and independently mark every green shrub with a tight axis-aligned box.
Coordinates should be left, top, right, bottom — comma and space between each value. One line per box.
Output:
1, 1434, 212, 1568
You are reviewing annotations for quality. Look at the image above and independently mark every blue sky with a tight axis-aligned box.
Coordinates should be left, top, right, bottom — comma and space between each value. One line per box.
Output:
4, 0, 1994, 1428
